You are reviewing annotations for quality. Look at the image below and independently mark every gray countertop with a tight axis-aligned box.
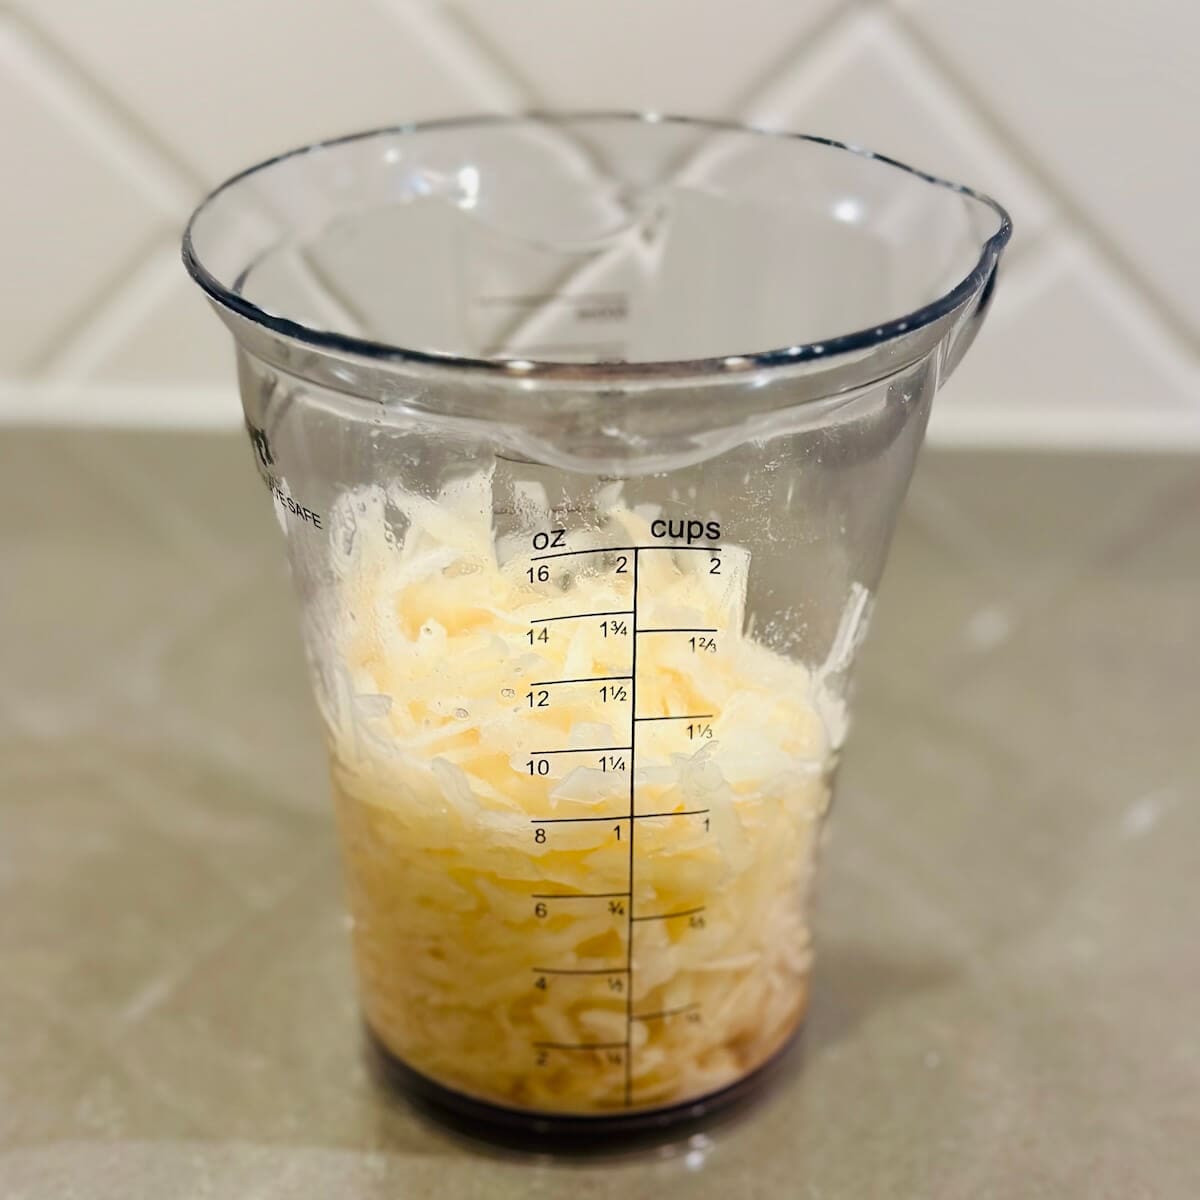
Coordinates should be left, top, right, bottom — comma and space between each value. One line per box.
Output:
3, 432, 1197, 1197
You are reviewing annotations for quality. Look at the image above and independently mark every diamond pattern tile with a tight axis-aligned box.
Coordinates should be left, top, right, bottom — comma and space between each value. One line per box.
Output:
450, 0, 842, 114
900, 0, 1200, 334
2, 0, 1196, 441
22, 0, 494, 186
86, 256, 236, 385
0, 21, 168, 373
748, 10, 1053, 251
935, 238, 1200, 424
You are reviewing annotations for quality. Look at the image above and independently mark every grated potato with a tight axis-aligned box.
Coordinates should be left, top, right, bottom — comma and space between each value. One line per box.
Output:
318, 472, 837, 1114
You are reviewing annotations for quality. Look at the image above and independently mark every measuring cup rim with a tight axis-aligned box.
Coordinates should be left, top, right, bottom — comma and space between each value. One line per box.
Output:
181, 110, 1013, 384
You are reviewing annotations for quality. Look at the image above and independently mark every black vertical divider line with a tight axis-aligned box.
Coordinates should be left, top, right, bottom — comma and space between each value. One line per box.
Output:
623, 547, 640, 1106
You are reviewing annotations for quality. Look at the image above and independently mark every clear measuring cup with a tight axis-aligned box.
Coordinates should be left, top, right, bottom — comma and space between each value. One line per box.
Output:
184, 114, 1009, 1135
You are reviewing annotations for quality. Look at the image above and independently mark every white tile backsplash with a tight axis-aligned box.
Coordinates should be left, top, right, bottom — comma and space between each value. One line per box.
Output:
936, 236, 1200, 418
746, 10, 1054, 253
2, 0, 1197, 445
69, 246, 234, 387
449, 0, 844, 114
901, 0, 1200, 337
0, 19, 170, 372
20, 0, 490, 185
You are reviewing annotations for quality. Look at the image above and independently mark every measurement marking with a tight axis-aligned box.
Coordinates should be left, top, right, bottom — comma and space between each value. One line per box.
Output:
534, 1041, 628, 1051
634, 1004, 701, 1022
532, 966, 630, 976
530, 545, 640, 562
531, 892, 631, 900
635, 627, 718, 634
530, 673, 632, 687
530, 544, 724, 561
634, 808, 709, 820
530, 814, 632, 824
624, 546, 640, 1107
631, 906, 707, 923
634, 713, 714, 722
529, 609, 634, 625
530, 745, 631, 756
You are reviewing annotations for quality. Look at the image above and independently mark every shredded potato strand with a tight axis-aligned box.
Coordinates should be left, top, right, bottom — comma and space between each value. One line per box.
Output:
323, 474, 835, 1113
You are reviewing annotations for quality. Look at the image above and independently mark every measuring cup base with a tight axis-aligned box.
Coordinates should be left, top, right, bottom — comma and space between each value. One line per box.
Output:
364, 1022, 804, 1149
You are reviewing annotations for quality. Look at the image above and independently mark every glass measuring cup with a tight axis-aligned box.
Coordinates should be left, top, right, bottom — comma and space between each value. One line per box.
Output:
183, 114, 1010, 1135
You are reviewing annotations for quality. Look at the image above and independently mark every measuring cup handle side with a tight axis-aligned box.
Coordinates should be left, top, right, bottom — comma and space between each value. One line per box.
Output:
941, 259, 1000, 385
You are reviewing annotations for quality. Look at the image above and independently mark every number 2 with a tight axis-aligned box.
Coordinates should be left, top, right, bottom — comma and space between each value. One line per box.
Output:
709, 556, 721, 575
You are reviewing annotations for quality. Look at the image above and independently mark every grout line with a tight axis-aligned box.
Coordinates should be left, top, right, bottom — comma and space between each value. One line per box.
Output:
983, 219, 1059, 272
939, 228, 1199, 404
388, 1, 632, 194
0, 9, 205, 210
20, 231, 173, 379
745, 3, 1060, 252
0, 11, 206, 377
732, 0, 886, 121
38, 237, 185, 384
426, 0, 542, 106
1048, 239, 1200, 399
370, 3, 669, 358
292, 249, 374, 339
370, 0, 533, 107
888, 3, 1200, 357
